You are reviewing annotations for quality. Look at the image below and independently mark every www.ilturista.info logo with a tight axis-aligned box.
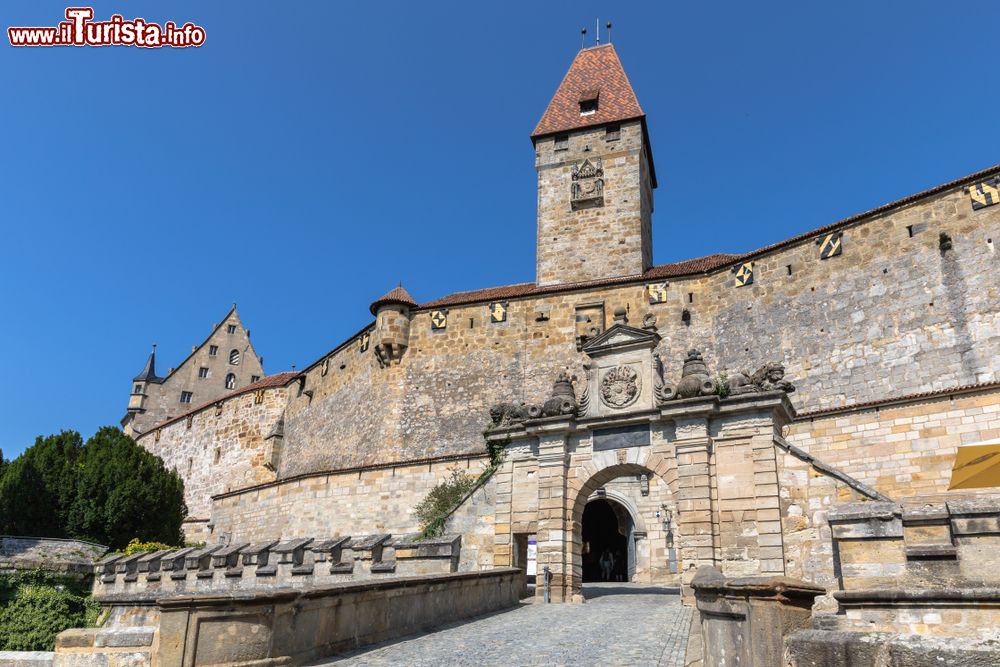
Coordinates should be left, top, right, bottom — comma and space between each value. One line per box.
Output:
8, 8, 205, 48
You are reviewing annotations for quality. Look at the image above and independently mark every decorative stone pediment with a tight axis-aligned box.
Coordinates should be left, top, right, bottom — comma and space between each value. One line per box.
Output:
581, 323, 660, 357
576, 323, 662, 419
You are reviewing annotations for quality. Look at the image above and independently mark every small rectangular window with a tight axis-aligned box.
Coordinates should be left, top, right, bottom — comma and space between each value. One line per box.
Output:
209, 345, 218, 356
133, 384, 142, 394
227, 324, 237, 334
605, 124, 620, 141
251, 375, 260, 384
554, 134, 568, 151
180, 391, 193, 404
198, 367, 209, 378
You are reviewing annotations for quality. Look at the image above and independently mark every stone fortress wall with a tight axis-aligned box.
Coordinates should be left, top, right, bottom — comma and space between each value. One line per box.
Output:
137, 377, 291, 541
276, 171, 1000, 478
137, 166, 1000, 581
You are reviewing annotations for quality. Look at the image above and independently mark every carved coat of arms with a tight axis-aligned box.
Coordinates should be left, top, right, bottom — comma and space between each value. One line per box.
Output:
571, 158, 604, 207
600, 365, 641, 408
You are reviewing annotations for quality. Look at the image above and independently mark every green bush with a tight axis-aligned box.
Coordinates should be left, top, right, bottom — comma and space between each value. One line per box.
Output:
0, 427, 187, 550
122, 538, 176, 555
0, 570, 100, 651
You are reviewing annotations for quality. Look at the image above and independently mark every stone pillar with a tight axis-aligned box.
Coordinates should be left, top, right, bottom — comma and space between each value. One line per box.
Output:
691, 566, 824, 667
491, 456, 514, 568
675, 422, 716, 594
533, 421, 573, 602
753, 429, 785, 576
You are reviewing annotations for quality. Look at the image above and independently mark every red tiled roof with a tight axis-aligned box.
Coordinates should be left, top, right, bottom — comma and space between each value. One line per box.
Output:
369, 285, 417, 315
141, 371, 301, 434
420, 253, 739, 309
532, 44, 644, 139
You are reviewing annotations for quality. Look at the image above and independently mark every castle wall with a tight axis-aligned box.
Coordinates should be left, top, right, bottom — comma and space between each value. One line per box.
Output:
277, 178, 1000, 482
136, 384, 287, 538
209, 455, 498, 572
779, 387, 1000, 588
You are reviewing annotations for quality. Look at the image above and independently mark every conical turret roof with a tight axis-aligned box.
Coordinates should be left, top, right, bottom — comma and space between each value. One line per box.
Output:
369, 285, 417, 315
132, 346, 163, 383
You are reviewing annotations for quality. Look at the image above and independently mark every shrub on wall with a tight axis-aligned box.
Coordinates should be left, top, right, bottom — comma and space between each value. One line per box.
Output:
0, 427, 187, 550
0, 569, 100, 651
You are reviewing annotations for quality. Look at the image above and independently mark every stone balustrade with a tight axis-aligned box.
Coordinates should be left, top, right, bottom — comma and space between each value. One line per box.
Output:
92, 533, 462, 602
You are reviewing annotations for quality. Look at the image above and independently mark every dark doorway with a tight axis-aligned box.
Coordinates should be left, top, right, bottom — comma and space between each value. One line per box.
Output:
582, 498, 632, 582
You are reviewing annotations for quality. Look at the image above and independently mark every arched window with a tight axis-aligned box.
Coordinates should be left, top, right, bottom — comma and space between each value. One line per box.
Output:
229, 349, 240, 365
225, 373, 236, 390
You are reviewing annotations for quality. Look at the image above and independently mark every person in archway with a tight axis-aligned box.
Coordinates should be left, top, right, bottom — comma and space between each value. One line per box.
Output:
599, 548, 615, 582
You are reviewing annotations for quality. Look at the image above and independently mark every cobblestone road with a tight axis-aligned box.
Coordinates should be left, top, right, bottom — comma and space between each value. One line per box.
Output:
313, 584, 692, 667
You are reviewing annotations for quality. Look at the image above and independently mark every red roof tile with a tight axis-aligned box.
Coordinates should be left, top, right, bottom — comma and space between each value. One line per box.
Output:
370, 285, 417, 315
532, 44, 645, 139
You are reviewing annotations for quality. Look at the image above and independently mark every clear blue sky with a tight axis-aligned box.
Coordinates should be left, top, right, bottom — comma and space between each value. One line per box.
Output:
1, 1, 996, 458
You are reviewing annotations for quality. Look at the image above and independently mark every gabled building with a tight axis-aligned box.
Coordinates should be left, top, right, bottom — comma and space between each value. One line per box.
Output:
122, 305, 265, 437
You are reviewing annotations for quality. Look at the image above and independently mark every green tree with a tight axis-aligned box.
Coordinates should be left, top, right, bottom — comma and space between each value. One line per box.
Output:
65, 427, 186, 549
0, 431, 82, 537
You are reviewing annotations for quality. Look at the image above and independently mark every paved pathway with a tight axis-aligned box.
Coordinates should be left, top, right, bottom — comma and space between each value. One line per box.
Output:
313, 583, 692, 667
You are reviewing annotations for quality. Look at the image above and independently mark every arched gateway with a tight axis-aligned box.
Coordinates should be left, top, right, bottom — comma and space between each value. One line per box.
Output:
486, 310, 796, 602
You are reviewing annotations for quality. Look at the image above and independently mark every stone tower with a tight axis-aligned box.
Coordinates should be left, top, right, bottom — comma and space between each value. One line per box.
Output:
532, 44, 656, 287
369, 285, 416, 367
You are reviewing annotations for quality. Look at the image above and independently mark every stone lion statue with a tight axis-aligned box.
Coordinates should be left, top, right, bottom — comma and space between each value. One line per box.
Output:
727, 362, 795, 395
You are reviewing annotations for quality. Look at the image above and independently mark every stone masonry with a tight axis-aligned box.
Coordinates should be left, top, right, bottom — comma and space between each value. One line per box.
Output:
122, 42, 1000, 613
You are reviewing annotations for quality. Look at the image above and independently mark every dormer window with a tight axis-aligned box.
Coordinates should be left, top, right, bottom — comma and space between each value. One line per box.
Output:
133, 384, 142, 394
579, 89, 599, 116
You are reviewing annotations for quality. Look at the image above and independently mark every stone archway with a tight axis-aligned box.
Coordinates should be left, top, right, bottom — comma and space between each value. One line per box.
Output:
568, 462, 676, 599
582, 496, 633, 582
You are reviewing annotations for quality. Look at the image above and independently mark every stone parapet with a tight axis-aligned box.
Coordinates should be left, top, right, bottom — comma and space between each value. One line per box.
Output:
92, 534, 462, 602
785, 628, 1000, 666
0, 536, 107, 578
827, 496, 1000, 591
691, 566, 825, 667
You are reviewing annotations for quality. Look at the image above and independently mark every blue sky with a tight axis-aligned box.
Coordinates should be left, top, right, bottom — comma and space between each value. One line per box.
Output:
1, 1, 996, 458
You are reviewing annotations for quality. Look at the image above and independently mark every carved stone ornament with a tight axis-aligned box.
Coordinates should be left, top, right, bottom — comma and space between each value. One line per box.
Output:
542, 371, 578, 417
660, 349, 715, 402
571, 158, 604, 207
600, 365, 641, 408
727, 362, 796, 395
